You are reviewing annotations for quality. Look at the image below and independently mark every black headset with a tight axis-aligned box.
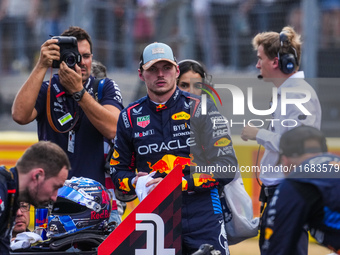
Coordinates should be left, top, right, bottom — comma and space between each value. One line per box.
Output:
278, 31, 299, 74
178, 59, 207, 79
178, 59, 212, 87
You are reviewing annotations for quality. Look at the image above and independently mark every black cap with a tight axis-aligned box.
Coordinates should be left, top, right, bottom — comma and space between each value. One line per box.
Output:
279, 126, 327, 157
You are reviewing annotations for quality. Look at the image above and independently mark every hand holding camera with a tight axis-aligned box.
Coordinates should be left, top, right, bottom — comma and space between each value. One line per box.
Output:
38, 36, 82, 71
51, 36, 82, 70
44, 36, 83, 94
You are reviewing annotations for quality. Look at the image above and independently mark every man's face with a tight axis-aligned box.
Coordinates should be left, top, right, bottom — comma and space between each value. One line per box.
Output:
26, 167, 68, 208
77, 40, 93, 83
12, 202, 30, 236
256, 45, 276, 80
139, 61, 179, 102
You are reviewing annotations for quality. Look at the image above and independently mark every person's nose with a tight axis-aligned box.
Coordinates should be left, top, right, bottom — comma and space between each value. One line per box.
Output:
79, 57, 85, 67
157, 69, 164, 77
17, 208, 24, 216
256, 60, 261, 69
50, 190, 58, 202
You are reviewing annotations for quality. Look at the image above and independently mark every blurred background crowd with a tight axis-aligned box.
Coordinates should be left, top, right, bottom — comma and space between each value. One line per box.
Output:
0, 0, 339, 137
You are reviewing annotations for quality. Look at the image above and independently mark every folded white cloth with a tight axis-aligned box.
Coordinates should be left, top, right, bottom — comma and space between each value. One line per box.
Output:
10, 232, 42, 250
135, 172, 155, 202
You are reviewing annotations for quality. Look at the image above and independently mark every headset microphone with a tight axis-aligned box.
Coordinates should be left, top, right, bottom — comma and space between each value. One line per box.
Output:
257, 74, 263, 79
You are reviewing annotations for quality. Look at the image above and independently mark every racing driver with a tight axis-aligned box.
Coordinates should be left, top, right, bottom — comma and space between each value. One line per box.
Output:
110, 42, 238, 255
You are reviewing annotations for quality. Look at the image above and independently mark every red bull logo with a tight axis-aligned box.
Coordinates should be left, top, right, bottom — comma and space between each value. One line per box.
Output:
156, 104, 167, 111
148, 154, 197, 174
174, 154, 197, 169
118, 178, 131, 192
91, 210, 109, 220
192, 173, 217, 188
182, 179, 188, 191
148, 159, 171, 174
173, 156, 191, 168
35, 218, 48, 225
110, 158, 120, 166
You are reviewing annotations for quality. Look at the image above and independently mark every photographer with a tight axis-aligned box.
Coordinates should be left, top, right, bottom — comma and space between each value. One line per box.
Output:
11, 27, 123, 219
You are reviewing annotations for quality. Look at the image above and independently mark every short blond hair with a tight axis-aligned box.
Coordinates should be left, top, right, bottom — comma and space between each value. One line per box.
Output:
252, 26, 302, 68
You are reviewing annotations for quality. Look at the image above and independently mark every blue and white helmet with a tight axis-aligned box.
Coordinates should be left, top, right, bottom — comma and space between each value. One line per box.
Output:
47, 177, 111, 238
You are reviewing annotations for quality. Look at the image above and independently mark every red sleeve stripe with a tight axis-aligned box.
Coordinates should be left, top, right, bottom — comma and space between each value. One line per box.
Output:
126, 103, 140, 128
189, 96, 200, 114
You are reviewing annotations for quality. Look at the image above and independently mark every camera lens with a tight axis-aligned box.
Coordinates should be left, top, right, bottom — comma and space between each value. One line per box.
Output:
63, 53, 76, 68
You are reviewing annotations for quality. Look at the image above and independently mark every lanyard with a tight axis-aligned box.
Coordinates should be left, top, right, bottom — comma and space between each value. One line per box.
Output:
46, 68, 79, 133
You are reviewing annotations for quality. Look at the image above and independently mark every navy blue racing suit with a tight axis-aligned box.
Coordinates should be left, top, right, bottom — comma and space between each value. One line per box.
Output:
111, 88, 237, 254
261, 153, 340, 254
0, 166, 19, 254
35, 74, 123, 186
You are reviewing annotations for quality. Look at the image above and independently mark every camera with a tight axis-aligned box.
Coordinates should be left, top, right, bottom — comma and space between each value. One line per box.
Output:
51, 36, 82, 69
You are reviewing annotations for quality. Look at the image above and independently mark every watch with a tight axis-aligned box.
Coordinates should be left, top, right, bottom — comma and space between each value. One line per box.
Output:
72, 88, 86, 102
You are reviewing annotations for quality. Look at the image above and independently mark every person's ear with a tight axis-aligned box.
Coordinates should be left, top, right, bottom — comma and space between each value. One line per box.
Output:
272, 57, 279, 68
138, 69, 145, 82
32, 168, 45, 182
175, 65, 180, 79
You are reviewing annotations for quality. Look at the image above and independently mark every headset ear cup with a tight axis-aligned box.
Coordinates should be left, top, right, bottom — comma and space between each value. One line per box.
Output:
279, 53, 296, 74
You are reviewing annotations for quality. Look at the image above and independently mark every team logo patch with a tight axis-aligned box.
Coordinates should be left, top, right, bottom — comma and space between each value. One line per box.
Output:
132, 107, 143, 115
118, 178, 131, 192
110, 158, 120, 166
148, 154, 196, 174
172, 111, 190, 120
134, 129, 155, 138
214, 137, 231, 147
156, 104, 167, 111
192, 173, 216, 187
184, 101, 191, 110
265, 227, 273, 240
113, 149, 119, 159
137, 115, 150, 128
152, 48, 165, 54
182, 179, 188, 191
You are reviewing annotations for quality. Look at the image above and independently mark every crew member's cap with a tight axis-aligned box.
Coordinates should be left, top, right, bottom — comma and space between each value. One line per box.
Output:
279, 126, 327, 157
140, 42, 177, 70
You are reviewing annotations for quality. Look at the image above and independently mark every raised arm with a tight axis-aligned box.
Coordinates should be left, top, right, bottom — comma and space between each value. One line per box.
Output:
58, 62, 122, 139
12, 39, 59, 124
